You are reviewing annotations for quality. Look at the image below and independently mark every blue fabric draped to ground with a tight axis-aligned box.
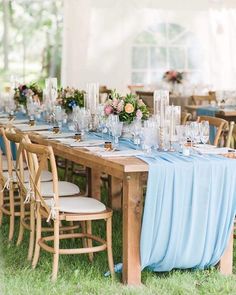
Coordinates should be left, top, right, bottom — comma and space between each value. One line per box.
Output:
138, 152, 236, 271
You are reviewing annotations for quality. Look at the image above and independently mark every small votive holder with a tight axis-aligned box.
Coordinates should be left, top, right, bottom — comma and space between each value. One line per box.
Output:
29, 119, 35, 126
74, 133, 82, 141
104, 141, 112, 151
9, 112, 14, 120
53, 126, 60, 134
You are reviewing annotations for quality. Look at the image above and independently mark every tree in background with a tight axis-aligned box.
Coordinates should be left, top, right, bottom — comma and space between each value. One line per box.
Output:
0, 0, 63, 87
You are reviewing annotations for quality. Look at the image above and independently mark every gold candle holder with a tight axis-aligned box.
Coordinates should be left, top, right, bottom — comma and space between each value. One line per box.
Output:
104, 141, 112, 151
53, 126, 60, 134
74, 133, 82, 142
29, 119, 35, 126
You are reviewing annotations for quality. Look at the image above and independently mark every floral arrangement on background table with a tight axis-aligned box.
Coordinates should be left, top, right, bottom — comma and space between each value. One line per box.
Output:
14, 83, 43, 106
163, 70, 184, 84
57, 87, 85, 113
104, 90, 149, 124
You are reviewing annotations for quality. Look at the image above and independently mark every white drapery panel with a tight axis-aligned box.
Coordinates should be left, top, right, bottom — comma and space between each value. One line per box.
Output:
62, 0, 236, 92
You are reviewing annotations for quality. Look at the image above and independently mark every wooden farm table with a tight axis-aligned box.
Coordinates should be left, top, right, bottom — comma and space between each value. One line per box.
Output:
21, 132, 234, 285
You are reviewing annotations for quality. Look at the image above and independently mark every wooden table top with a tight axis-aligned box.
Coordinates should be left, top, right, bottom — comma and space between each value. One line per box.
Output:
29, 133, 149, 178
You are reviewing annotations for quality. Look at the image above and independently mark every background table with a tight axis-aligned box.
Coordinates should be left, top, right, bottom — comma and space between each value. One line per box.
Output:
136, 91, 193, 113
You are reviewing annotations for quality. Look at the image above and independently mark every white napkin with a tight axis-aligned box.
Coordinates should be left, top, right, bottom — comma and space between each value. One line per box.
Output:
0, 118, 29, 125
92, 149, 144, 158
193, 146, 235, 155
0, 113, 9, 118
17, 124, 51, 132
70, 140, 105, 147
35, 131, 75, 139
55, 138, 77, 145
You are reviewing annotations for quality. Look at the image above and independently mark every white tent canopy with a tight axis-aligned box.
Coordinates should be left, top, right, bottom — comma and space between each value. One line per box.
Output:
62, 0, 236, 92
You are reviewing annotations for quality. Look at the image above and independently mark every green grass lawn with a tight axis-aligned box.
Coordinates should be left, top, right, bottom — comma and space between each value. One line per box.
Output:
0, 179, 236, 295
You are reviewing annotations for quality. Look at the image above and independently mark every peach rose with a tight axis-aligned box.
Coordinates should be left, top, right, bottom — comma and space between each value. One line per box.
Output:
125, 103, 134, 114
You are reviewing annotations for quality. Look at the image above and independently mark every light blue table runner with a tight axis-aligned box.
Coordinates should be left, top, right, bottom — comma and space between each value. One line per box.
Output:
138, 152, 236, 271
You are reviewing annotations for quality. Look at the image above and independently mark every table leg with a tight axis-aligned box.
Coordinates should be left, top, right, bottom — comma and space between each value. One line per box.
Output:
122, 173, 143, 285
218, 230, 234, 275
108, 176, 122, 210
88, 168, 101, 200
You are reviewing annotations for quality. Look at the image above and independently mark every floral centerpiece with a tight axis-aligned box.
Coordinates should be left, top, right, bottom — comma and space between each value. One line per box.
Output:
104, 90, 149, 124
14, 83, 43, 106
57, 87, 85, 113
163, 70, 184, 84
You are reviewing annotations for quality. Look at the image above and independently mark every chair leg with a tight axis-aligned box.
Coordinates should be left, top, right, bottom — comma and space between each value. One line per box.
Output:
52, 219, 60, 281
27, 202, 35, 261
0, 190, 3, 226
106, 217, 114, 278
86, 221, 93, 262
81, 221, 87, 248
32, 204, 42, 269
8, 189, 15, 241
16, 198, 25, 246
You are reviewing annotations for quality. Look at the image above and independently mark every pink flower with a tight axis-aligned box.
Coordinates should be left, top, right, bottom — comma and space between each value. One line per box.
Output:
117, 101, 124, 113
112, 98, 119, 108
104, 105, 113, 115
136, 109, 143, 119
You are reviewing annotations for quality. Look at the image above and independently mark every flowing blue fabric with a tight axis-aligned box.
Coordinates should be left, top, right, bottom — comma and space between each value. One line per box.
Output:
196, 106, 216, 144
138, 152, 236, 271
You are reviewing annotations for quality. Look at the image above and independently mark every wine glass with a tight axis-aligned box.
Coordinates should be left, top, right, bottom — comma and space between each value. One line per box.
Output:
110, 121, 123, 148
132, 119, 142, 147
175, 125, 186, 149
200, 121, 209, 145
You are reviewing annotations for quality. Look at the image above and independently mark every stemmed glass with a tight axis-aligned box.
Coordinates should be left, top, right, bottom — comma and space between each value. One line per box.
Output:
189, 122, 201, 146
132, 119, 142, 147
200, 121, 209, 145
110, 121, 123, 148
106, 115, 119, 139
175, 125, 186, 150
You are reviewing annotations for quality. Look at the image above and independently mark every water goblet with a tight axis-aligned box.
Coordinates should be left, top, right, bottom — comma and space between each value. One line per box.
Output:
200, 121, 209, 145
110, 121, 123, 148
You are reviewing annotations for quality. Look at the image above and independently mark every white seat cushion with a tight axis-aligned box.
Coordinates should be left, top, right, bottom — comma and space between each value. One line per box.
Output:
2, 157, 27, 171
3, 170, 53, 183
41, 181, 80, 197
45, 196, 106, 214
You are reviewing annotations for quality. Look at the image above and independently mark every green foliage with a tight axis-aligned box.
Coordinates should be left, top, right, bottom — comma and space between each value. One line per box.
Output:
58, 87, 85, 113
14, 82, 43, 106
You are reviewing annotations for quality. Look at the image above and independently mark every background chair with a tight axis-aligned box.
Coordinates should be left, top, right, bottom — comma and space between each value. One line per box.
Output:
197, 116, 228, 146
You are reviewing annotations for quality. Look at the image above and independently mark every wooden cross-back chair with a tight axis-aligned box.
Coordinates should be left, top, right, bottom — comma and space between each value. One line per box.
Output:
22, 140, 114, 281
0, 127, 25, 241
181, 112, 191, 125
226, 121, 236, 149
4, 128, 82, 261
197, 116, 228, 147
